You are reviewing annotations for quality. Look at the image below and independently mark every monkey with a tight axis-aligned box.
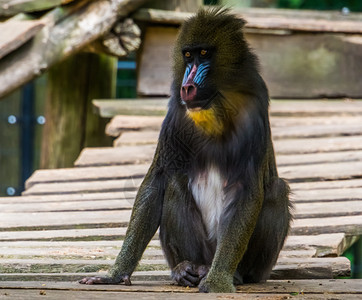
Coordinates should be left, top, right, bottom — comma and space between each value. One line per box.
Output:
79, 8, 292, 293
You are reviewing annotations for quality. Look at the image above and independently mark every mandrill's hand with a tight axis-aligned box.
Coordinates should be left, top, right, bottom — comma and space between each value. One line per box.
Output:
79, 274, 131, 285
198, 271, 236, 293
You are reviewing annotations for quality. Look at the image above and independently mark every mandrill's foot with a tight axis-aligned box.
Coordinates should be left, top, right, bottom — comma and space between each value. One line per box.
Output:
172, 260, 210, 287
79, 275, 131, 285
198, 271, 236, 293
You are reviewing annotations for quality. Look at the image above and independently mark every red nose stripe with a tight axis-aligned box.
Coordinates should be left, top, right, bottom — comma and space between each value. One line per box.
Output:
181, 65, 198, 102
185, 64, 198, 84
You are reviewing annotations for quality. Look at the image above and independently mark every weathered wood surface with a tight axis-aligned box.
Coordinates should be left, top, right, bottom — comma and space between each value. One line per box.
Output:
136, 24, 362, 97
0, 280, 361, 299
40, 53, 116, 169
0, 100, 361, 292
0, 20, 45, 60
105, 115, 164, 137
133, 8, 362, 33
0, 0, 68, 16
93, 99, 362, 118
72, 138, 362, 166
0, 0, 150, 99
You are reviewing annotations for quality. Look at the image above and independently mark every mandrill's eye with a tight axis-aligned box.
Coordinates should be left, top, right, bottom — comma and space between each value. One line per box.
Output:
200, 49, 207, 56
184, 51, 191, 58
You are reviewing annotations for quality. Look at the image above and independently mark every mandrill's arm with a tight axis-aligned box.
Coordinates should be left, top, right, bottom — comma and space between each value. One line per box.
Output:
199, 177, 264, 293
79, 151, 165, 285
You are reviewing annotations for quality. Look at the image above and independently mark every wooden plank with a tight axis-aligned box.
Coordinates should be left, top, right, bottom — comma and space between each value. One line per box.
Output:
243, 15, 362, 34
1, 208, 361, 236
274, 136, 362, 155
93, 99, 168, 117
94, 99, 362, 118
272, 257, 350, 279
276, 151, 362, 167
0, 228, 128, 241
0, 289, 360, 300
0, 210, 132, 229
0, 271, 171, 283
290, 179, 362, 191
0, 279, 360, 297
74, 146, 156, 167
292, 215, 362, 235
0, 0, 62, 16
284, 233, 349, 257
113, 135, 362, 166
116, 124, 362, 145
0, 240, 160, 248
0, 256, 350, 280
134, 8, 362, 33
0, 20, 45, 59
0, 246, 318, 261
137, 27, 175, 96
0, 232, 347, 257
22, 172, 362, 203
3, 186, 362, 208
115, 130, 159, 146
294, 201, 362, 219
106, 115, 362, 142
74, 141, 362, 168
0, 198, 134, 212
293, 188, 362, 203
23, 178, 143, 196
0, 192, 137, 204
26, 164, 149, 189
137, 25, 362, 97
25, 151, 362, 189
270, 100, 362, 116
271, 116, 362, 126
6, 185, 340, 205
252, 32, 362, 98
280, 161, 362, 182
272, 123, 362, 140
8, 190, 362, 220
105, 115, 164, 137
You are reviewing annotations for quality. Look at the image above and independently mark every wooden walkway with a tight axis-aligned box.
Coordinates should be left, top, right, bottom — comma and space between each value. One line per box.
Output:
0, 99, 362, 298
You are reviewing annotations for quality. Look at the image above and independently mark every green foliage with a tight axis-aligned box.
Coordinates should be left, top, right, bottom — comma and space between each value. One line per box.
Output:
278, 0, 362, 11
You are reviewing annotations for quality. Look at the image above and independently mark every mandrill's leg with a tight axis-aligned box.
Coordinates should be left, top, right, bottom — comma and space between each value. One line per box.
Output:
160, 175, 214, 287
79, 160, 165, 285
235, 178, 292, 284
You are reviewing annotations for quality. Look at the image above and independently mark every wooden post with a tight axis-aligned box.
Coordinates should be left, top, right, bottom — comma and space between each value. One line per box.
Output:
40, 53, 116, 169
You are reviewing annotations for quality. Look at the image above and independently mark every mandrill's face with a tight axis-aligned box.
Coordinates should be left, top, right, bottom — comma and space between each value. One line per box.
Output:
173, 9, 251, 136
179, 46, 218, 111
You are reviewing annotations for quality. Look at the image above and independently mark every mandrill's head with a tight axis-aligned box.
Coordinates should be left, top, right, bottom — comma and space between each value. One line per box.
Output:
172, 8, 261, 136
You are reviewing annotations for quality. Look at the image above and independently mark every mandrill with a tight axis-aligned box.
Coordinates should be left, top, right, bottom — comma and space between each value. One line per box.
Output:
80, 8, 292, 293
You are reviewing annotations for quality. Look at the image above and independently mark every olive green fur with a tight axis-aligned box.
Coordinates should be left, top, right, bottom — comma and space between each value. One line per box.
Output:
79, 8, 292, 293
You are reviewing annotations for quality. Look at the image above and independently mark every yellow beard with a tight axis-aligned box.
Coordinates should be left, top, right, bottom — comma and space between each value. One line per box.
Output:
187, 108, 224, 136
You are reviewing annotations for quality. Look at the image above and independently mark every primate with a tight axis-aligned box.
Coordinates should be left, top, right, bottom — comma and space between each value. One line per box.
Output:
80, 8, 292, 293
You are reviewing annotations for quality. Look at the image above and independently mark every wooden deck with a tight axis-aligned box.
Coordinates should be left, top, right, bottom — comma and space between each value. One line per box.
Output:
0, 99, 362, 298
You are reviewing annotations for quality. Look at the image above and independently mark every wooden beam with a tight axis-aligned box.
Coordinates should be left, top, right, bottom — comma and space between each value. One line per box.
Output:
0, 0, 63, 16
136, 26, 362, 98
0, 280, 360, 294
93, 99, 362, 117
0, 20, 44, 59
0, 0, 150, 99
0, 279, 361, 294
133, 8, 362, 33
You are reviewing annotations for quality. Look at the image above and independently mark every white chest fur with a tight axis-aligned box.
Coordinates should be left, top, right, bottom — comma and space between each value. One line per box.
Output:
190, 166, 227, 241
